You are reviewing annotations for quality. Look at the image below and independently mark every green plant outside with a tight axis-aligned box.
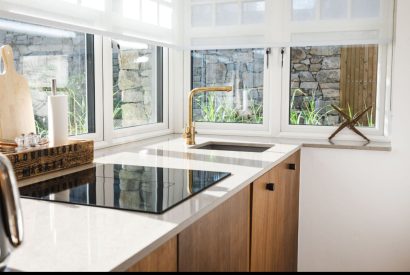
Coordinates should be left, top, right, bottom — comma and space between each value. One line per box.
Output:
194, 92, 263, 124
34, 75, 89, 137
35, 116, 48, 138
290, 88, 334, 126
113, 83, 123, 129
66, 75, 88, 136
290, 88, 375, 127
346, 104, 375, 128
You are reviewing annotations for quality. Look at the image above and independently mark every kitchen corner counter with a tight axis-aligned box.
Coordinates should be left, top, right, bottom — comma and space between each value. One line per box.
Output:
9, 135, 301, 272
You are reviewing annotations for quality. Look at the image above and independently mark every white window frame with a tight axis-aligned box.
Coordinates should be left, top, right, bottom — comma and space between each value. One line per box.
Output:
279, 43, 393, 142
2, 17, 392, 145
72, 35, 104, 143
100, 37, 171, 147
182, 48, 281, 137
181, 43, 392, 142
0, 24, 105, 144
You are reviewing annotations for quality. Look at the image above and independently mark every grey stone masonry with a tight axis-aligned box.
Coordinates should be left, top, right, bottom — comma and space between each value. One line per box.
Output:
0, 30, 86, 125
290, 46, 343, 126
114, 47, 154, 128
191, 49, 264, 121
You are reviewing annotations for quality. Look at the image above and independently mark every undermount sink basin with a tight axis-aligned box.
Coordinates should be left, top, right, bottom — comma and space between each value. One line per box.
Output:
190, 142, 274, 153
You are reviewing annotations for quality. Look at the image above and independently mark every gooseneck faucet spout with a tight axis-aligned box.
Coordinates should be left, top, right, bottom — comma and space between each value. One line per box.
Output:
183, 86, 233, 145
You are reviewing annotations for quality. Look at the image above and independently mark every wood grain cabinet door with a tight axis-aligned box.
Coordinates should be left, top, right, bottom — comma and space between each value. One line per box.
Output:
282, 151, 301, 272
128, 237, 178, 272
250, 151, 301, 272
178, 186, 251, 272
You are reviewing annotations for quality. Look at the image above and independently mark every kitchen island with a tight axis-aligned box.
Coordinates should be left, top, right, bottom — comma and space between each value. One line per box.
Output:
10, 134, 301, 272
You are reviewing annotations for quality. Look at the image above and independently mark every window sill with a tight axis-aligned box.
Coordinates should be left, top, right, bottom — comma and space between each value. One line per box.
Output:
301, 139, 392, 152
193, 134, 393, 152
92, 132, 392, 154
94, 129, 173, 151
277, 131, 391, 151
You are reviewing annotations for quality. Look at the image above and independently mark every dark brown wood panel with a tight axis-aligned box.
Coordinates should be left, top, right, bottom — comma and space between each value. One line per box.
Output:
250, 169, 280, 272
250, 151, 301, 272
280, 151, 301, 272
178, 186, 251, 272
128, 237, 177, 272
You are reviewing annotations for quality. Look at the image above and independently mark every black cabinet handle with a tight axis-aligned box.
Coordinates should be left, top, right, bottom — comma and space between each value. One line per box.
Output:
288, 164, 297, 171
266, 183, 275, 192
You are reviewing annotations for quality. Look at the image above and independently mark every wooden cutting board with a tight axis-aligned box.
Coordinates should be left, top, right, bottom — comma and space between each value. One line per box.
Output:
0, 45, 36, 141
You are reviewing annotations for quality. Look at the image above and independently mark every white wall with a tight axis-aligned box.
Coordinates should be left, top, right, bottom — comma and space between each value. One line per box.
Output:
298, 0, 410, 271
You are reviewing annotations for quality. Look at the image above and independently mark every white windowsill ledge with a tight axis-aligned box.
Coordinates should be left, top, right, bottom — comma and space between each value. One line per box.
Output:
93, 133, 392, 154
301, 139, 392, 152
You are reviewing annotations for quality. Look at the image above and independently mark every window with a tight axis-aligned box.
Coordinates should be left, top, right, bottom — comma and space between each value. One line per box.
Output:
289, 45, 379, 128
0, 18, 170, 145
0, 18, 95, 137
191, 48, 264, 125
112, 40, 164, 130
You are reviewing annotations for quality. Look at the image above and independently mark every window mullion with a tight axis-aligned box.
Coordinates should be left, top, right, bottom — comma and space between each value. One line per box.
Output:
102, 36, 115, 144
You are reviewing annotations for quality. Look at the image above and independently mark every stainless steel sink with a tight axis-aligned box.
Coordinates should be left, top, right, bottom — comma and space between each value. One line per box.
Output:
190, 142, 274, 153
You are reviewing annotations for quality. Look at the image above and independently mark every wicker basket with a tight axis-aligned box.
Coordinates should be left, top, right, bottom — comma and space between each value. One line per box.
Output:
3, 140, 94, 180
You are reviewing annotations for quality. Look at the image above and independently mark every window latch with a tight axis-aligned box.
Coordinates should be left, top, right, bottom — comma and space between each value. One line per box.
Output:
112, 41, 120, 50
266, 48, 272, 69
281, 48, 286, 68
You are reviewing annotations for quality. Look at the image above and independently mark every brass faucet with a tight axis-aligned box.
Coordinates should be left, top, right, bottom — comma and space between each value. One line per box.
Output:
183, 86, 233, 145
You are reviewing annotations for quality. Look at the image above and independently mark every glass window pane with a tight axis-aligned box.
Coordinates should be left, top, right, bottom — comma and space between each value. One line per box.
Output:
351, 0, 380, 18
141, 0, 158, 25
112, 40, 163, 129
216, 2, 240, 26
191, 4, 213, 27
292, 0, 317, 21
191, 49, 264, 124
242, 1, 265, 25
0, 18, 94, 137
320, 0, 348, 20
159, 4, 173, 29
289, 45, 378, 128
123, 0, 141, 20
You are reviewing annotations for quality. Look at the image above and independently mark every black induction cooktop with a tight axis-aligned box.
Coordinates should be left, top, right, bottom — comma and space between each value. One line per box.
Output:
19, 164, 231, 215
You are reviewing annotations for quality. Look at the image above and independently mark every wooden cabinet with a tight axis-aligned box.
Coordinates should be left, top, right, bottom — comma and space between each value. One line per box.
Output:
178, 185, 251, 272
250, 151, 301, 272
129, 150, 301, 273
128, 237, 178, 272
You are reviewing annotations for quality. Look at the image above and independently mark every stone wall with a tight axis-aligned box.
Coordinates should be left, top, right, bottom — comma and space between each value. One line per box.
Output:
0, 31, 86, 126
1, 29, 156, 131
114, 47, 155, 129
291, 46, 342, 126
191, 49, 264, 121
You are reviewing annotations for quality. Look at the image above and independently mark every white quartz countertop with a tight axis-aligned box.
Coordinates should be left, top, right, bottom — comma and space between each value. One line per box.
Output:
9, 135, 301, 272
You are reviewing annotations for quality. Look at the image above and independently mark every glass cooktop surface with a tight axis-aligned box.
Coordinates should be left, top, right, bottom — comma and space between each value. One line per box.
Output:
19, 164, 231, 214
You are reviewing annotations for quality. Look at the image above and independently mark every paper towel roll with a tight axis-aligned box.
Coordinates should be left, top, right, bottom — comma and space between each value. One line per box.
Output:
48, 95, 68, 146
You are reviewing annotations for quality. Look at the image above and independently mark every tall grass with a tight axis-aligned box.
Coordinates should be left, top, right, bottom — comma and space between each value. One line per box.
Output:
290, 88, 333, 126
290, 88, 375, 127
194, 92, 263, 124
35, 74, 89, 136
